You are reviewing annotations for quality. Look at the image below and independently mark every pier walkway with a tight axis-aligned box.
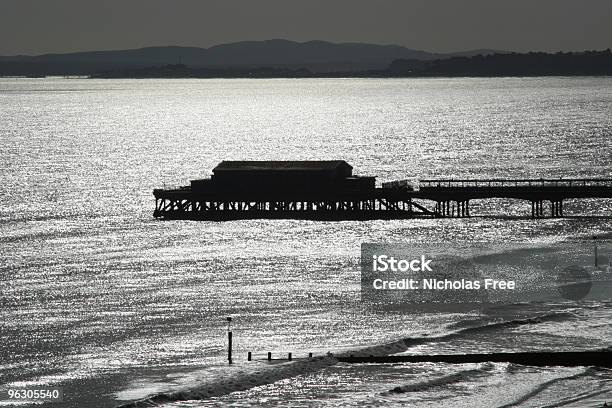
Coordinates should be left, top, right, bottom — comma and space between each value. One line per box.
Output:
410, 178, 612, 218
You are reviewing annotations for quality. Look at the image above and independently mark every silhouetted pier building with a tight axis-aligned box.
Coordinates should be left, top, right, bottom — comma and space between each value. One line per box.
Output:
192, 161, 373, 195
153, 161, 612, 220
154, 161, 433, 220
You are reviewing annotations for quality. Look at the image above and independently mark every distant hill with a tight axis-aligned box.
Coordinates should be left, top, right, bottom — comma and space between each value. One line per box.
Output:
388, 50, 612, 77
0, 39, 501, 76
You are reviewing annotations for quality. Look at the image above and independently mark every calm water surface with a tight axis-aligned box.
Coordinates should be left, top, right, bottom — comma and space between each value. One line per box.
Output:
0, 77, 611, 407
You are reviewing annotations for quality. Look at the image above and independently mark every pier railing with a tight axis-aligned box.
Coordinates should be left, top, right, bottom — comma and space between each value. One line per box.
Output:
418, 178, 612, 188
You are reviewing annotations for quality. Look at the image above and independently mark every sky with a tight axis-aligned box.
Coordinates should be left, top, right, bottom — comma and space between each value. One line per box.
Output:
1, 0, 611, 55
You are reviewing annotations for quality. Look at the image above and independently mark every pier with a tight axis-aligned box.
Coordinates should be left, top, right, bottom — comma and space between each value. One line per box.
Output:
412, 178, 612, 218
153, 162, 612, 220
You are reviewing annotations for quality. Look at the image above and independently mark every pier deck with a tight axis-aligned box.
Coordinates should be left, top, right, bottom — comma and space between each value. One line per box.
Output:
153, 174, 612, 220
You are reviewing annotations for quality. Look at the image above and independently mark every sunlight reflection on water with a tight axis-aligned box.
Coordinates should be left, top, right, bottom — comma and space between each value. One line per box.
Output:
0, 77, 611, 407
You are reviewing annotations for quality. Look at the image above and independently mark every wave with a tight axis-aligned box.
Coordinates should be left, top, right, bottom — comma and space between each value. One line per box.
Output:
115, 311, 579, 407
337, 310, 578, 358
383, 362, 496, 394
115, 356, 338, 408
497, 366, 606, 408
382, 365, 612, 405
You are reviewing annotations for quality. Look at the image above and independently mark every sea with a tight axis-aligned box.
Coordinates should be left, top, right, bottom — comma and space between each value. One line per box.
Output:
0, 77, 611, 407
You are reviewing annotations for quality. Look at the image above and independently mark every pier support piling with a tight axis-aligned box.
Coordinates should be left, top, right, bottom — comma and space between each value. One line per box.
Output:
531, 200, 545, 219
550, 200, 563, 217
435, 200, 470, 218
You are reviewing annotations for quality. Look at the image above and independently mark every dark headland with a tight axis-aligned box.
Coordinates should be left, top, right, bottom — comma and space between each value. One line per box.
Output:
2, 39, 611, 78
91, 49, 612, 78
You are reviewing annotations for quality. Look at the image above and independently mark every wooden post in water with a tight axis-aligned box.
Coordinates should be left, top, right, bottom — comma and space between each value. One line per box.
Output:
226, 317, 232, 365
228, 331, 232, 364
268, 352, 272, 361
594, 236, 599, 267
